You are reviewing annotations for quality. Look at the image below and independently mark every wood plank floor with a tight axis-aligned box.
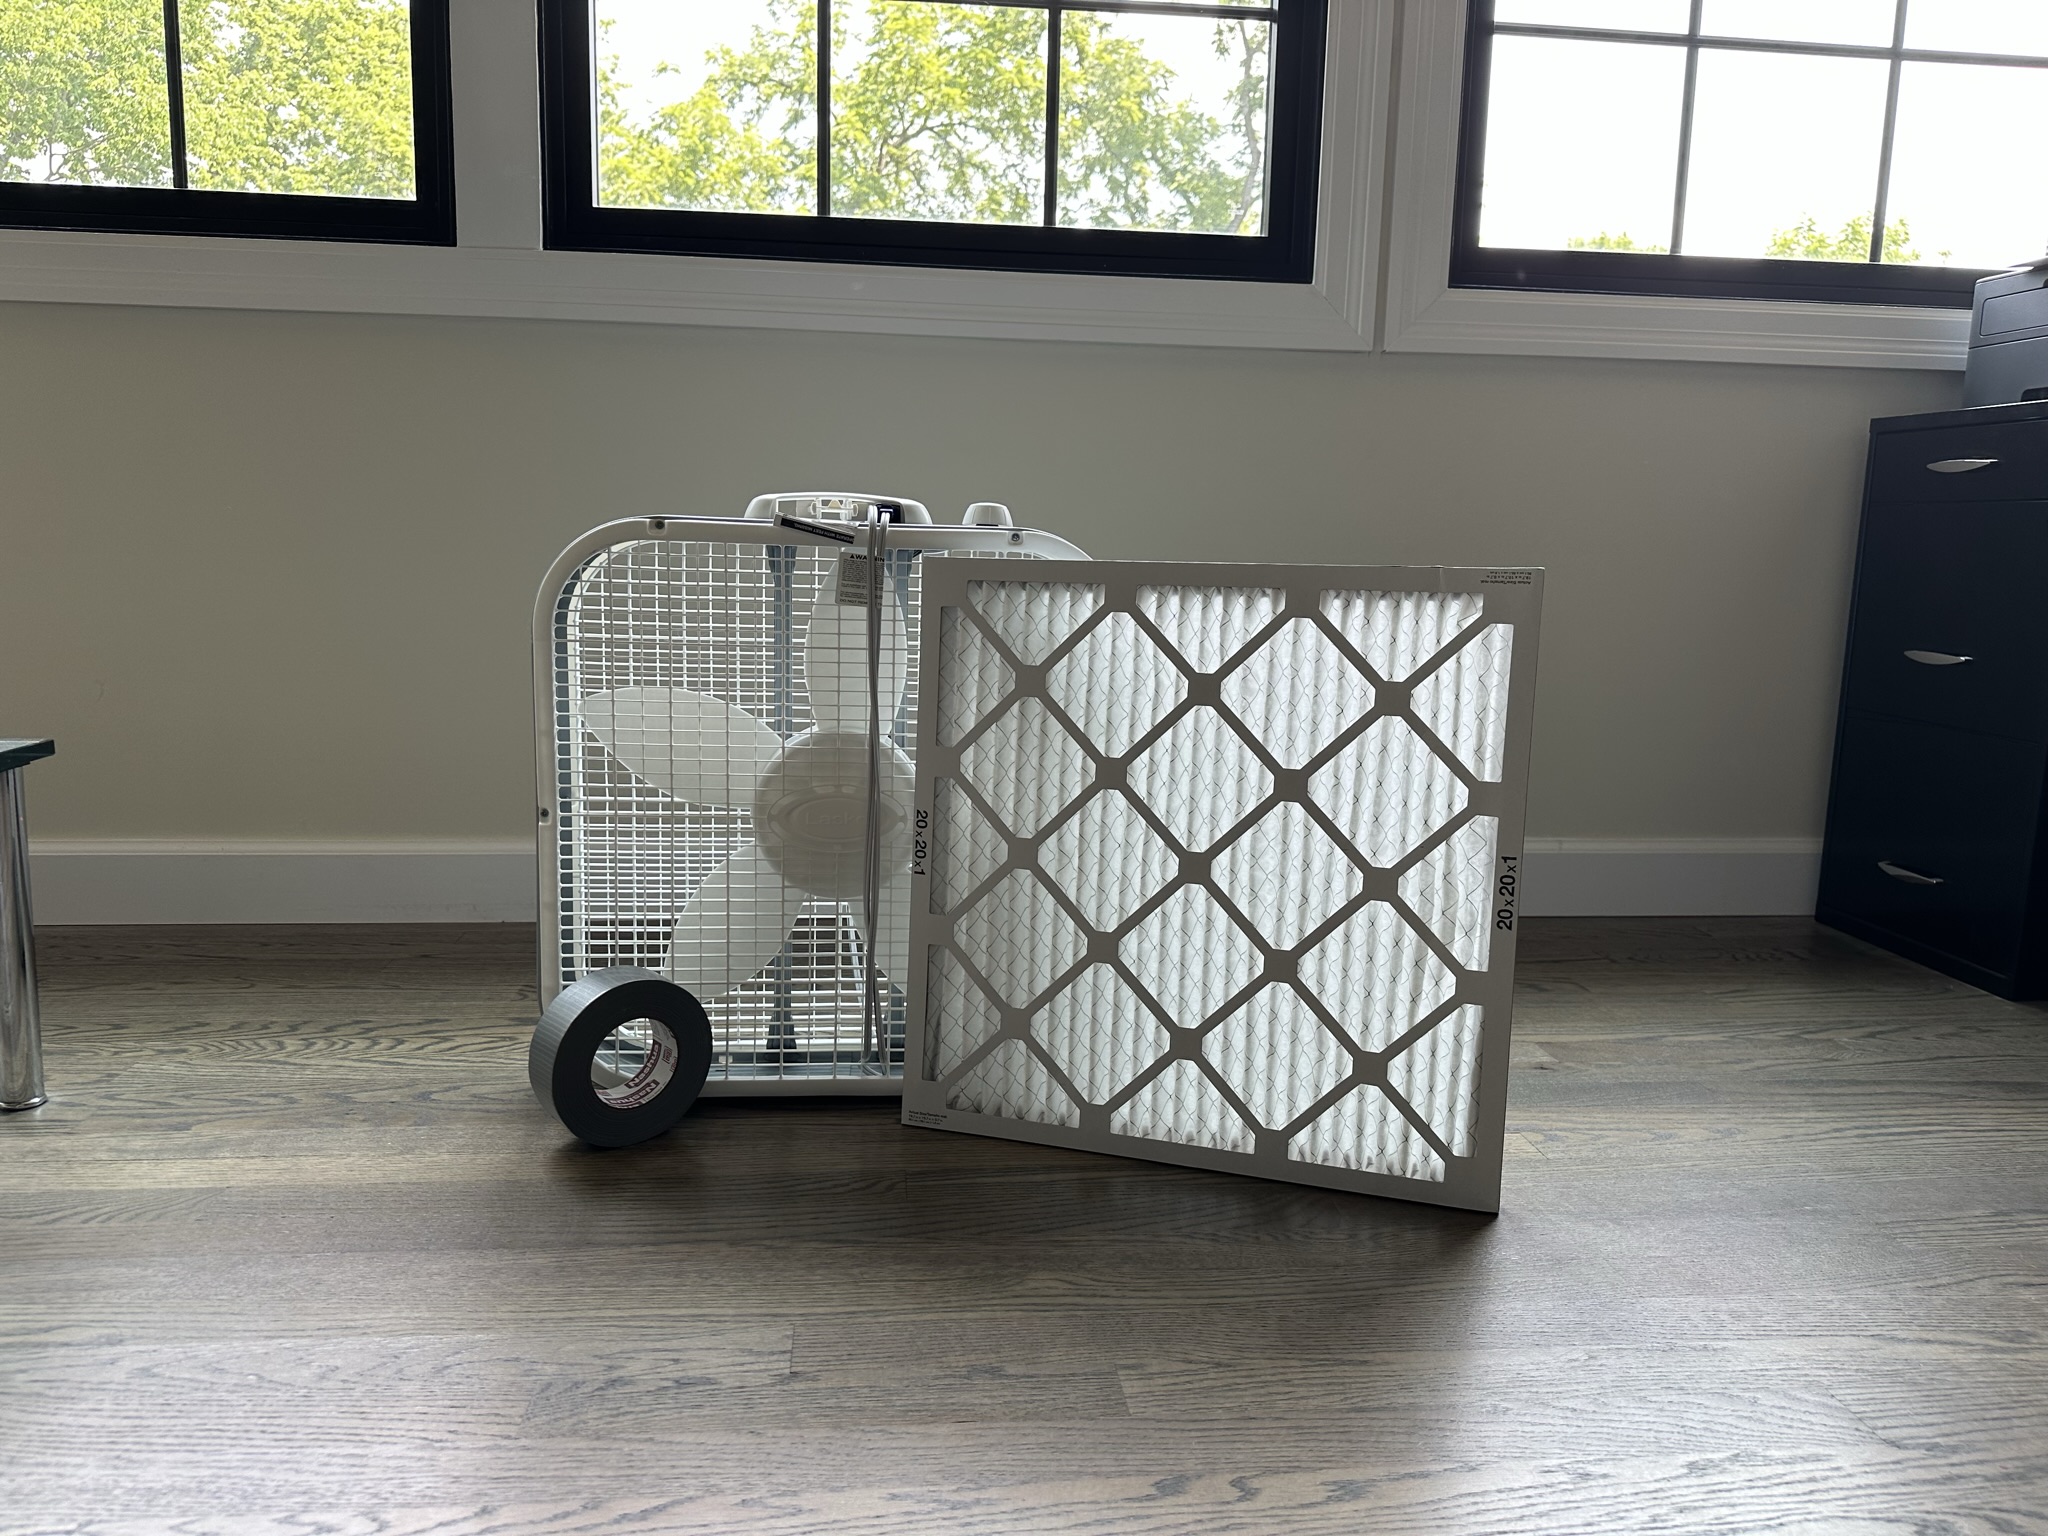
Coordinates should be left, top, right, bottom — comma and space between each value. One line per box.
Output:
2, 918, 2044, 1535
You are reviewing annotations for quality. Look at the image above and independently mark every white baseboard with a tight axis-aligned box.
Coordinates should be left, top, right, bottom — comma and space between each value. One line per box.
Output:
27, 840, 538, 925
1518, 838, 1821, 919
24, 836, 1823, 925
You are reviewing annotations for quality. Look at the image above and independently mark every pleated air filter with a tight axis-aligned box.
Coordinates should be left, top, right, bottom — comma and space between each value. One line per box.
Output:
901, 561, 1542, 1209
536, 496, 1088, 1094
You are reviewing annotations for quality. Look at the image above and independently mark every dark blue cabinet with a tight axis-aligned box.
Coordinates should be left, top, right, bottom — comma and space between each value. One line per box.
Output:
1818, 402, 2048, 998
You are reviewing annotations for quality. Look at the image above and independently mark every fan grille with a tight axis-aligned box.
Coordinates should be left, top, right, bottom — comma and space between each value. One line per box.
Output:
552, 536, 1033, 1084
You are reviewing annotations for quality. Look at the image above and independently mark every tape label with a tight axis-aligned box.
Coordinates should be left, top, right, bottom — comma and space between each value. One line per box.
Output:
837, 552, 878, 606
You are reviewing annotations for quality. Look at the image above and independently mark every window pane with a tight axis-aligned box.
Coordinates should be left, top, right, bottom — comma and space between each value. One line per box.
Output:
0, 0, 172, 187
179, 0, 416, 198
1681, 50, 1889, 259
1058, 10, 1274, 236
1701, 0, 1896, 47
1477, 37, 1685, 253
1493, 1, 1691, 31
1885, 62, 2048, 268
835, 2, 1045, 225
1906, 1, 2048, 57
596, 0, 815, 215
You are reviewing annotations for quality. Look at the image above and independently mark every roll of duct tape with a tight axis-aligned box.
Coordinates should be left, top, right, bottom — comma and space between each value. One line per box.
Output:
529, 968, 712, 1147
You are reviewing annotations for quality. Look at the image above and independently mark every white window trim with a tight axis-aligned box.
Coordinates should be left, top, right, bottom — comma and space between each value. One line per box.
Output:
1381, 0, 1969, 372
0, 0, 1389, 352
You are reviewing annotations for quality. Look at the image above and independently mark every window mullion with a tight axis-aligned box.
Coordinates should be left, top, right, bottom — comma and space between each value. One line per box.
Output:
162, 0, 189, 191
1044, 6, 1063, 227
818, 1, 834, 218
1868, 0, 1910, 264
1667, 0, 1703, 255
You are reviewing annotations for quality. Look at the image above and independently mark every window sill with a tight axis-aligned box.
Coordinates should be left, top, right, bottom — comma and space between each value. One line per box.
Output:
0, 1, 1388, 353
1381, 0, 1970, 373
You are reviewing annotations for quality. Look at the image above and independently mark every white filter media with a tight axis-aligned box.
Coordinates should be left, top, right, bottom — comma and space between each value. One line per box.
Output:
901, 561, 1542, 1210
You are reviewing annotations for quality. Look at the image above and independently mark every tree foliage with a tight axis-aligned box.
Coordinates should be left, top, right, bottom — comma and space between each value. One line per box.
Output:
1, 0, 414, 196
598, 1, 1272, 234
1766, 214, 1926, 265
1, 0, 176, 186
1567, 231, 1668, 253
181, 0, 416, 197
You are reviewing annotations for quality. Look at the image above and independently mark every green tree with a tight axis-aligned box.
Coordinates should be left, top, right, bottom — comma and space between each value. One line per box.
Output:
598, 1, 1271, 234
1, 0, 414, 196
180, 0, 416, 197
0, 0, 175, 186
1767, 214, 1923, 264
1567, 231, 1668, 253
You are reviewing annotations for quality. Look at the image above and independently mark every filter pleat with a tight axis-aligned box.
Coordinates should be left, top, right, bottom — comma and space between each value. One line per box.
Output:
969, 581, 1103, 665
952, 870, 1087, 1008
1045, 611, 1187, 758
1411, 624, 1515, 782
1033, 965, 1170, 1104
1039, 791, 1178, 933
1121, 885, 1264, 1028
1202, 985, 1353, 1130
937, 606, 1014, 747
947, 1038, 1079, 1126
957, 697, 1095, 840
1111, 1059, 1257, 1154
1397, 817, 1500, 971
1309, 719, 1470, 869
1297, 901, 1457, 1053
1321, 590, 1485, 682
930, 779, 1010, 914
1126, 707, 1273, 853
1210, 802, 1364, 952
926, 948, 1004, 1080
1386, 1004, 1485, 1157
1217, 617, 1375, 769
1137, 586, 1284, 673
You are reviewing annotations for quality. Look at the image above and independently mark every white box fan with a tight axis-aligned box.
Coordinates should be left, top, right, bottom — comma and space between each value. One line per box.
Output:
528, 493, 1089, 1144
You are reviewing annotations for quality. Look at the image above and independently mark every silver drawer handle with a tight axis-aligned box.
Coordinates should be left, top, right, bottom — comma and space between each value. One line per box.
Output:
1904, 650, 1974, 666
1927, 457, 1999, 474
1879, 860, 1945, 886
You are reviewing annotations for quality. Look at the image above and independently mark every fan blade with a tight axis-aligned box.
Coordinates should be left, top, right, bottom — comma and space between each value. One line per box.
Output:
667, 844, 801, 998
579, 688, 783, 807
803, 555, 907, 734
859, 867, 916, 985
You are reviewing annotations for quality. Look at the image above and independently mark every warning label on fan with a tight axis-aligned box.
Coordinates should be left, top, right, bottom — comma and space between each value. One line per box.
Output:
837, 552, 878, 605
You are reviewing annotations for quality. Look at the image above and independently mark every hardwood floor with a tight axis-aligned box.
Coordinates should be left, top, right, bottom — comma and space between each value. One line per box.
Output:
2, 919, 2044, 1535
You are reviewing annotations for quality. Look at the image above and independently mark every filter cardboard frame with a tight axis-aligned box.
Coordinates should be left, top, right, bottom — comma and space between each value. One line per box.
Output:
900, 560, 1543, 1210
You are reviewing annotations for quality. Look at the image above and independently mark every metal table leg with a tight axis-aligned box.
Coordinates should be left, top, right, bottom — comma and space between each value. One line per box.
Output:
0, 766, 45, 1112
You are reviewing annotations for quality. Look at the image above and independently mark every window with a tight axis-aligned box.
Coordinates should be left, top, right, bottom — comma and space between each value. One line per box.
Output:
541, 0, 1327, 282
0, 1, 454, 244
1452, 0, 2048, 307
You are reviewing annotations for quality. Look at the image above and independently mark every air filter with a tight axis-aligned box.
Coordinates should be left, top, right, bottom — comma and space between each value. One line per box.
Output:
900, 561, 1542, 1210
535, 495, 1088, 1095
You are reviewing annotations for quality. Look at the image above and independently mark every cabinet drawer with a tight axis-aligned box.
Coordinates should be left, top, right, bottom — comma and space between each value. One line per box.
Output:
1843, 500, 2048, 737
1870, 420, 2048, 502
1820, 712, 2046, 975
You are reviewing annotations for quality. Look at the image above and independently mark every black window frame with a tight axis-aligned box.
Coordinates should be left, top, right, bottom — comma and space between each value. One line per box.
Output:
1451, 0, 2046, 309
0, 0, 456, 246
540, 0, 1327, 283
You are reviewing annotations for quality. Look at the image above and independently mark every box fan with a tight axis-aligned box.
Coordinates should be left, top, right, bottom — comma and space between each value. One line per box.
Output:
528, 494, 1088, 1145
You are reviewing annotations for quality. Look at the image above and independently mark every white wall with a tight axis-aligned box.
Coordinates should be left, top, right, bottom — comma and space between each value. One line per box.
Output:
0, 301, 1958, 915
